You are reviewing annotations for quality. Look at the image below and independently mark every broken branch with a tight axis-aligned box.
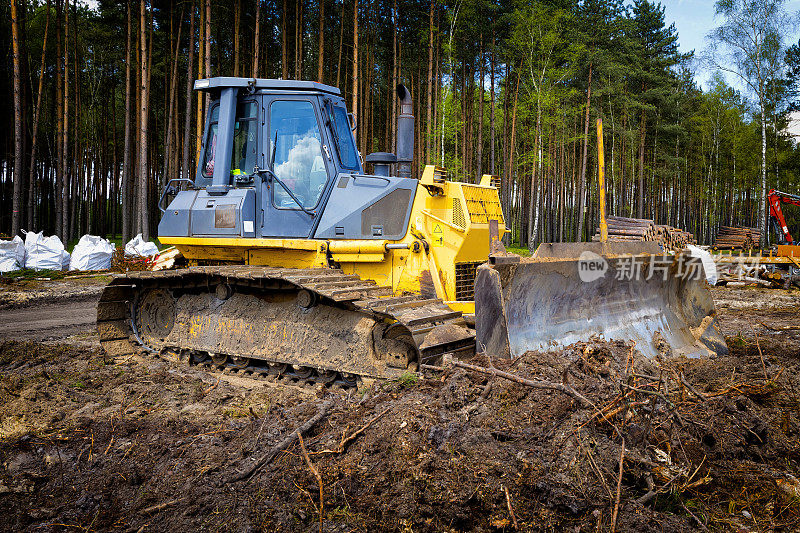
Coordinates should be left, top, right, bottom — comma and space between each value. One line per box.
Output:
502, 485, 519, 530
141, 498, 182, 514
678, 373, 708, 402
611, 439, 625, 532
452, 360, 593, 408
759, 321, 800, 331
228, 399, 333, 483
312, 407, 390, 455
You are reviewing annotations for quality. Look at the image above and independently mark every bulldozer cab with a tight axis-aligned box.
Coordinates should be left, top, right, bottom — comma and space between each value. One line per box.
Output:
158, 77, 419, 242
189, 78, 363, 239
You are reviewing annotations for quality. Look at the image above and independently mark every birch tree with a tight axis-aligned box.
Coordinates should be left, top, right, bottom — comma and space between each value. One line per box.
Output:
709, 0, 789, 243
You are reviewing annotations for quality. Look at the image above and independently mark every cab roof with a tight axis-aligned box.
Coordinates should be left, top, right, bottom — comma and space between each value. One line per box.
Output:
193, 77, 341, 96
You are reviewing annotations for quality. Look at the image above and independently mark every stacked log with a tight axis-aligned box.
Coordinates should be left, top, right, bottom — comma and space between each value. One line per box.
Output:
654, 225, 695, 252
592, 216, 657, 242
714, 226, 761, 250
592, 216, 695, 252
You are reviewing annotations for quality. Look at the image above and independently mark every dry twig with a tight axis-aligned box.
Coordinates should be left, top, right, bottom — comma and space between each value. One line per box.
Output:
750, 326, 769, 381
759, 320, 800, 331
680, 500, 709, 531
297, 432, 324, 533
141, 499, 182, 514
502, 485, 519, 530
611, 439, 625, 532
678, 373, 708, 402
312, 407, 390, 455
228, 399, 333, 483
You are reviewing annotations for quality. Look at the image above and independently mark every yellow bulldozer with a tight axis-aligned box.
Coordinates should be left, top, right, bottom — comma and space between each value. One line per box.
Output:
96, 78, 726, 387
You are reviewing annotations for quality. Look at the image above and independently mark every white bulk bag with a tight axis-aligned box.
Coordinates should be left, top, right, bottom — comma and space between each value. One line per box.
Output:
124, 234, 159, 257
23, 231, 69, 271
687, 245, 718, 286
69, 235, 115, 271
0, 236, 26, 272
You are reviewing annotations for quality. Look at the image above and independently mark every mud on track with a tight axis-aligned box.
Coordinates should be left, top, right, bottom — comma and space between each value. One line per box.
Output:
0, 280, 799, 531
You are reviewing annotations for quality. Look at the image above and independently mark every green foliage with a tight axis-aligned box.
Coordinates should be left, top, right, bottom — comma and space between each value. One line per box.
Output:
2, 0, 800, 249
395, 371, 419, 388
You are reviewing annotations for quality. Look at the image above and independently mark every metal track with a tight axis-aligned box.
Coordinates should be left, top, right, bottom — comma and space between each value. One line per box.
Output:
97, 265, 474, 387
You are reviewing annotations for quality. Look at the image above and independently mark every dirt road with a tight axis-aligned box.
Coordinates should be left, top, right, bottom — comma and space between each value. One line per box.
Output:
0, 298, 97, 343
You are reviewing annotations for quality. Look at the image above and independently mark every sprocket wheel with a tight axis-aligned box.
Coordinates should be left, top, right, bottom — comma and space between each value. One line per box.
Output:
134, 289, 177, 346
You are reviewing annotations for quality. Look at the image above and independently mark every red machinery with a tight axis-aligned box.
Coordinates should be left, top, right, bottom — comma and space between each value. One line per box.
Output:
768, 189, 800, 245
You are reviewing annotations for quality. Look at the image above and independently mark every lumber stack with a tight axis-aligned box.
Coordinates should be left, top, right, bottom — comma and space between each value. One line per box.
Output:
592, 216, 695, 252
714, 226, 761, 250
592, 215, 657, 242
655, 225, 695, 252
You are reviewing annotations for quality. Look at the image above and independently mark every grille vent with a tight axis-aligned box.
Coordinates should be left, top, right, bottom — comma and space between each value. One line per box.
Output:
452, 198, 466, 228
461, 184, 505, 224
455, 261, 483, 301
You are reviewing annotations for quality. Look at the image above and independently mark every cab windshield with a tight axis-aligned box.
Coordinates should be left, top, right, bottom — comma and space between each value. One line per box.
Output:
270, 100, 327, 209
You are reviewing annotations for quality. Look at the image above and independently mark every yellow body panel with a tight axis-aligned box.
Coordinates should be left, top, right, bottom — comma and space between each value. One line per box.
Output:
777, 244, 800, 258
160, 165, 505, 314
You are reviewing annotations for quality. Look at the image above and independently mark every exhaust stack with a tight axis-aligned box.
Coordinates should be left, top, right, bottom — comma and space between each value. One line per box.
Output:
396, 84, 414, 178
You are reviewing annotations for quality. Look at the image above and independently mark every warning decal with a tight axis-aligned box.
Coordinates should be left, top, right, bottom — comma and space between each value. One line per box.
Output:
432, 224, 444, 247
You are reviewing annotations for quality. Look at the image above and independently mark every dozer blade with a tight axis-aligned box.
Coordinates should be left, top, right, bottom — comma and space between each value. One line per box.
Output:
475, 242, 728, 360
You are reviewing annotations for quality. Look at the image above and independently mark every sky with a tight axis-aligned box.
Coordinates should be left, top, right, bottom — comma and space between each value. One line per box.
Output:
662, 0, 800, 93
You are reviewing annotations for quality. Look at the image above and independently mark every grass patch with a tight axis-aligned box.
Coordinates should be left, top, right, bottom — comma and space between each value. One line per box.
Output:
394, 371, 419, 389
506, 244, 532, 257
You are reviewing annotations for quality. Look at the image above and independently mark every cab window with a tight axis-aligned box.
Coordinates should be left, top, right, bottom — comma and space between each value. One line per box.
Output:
270, 100, 328, 210
326, 103, 360, 170
201, 102, 257, 179
231, 101, 258, 175
201, 105, 220, 178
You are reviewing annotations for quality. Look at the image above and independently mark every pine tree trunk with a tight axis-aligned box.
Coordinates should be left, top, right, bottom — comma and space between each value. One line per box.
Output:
252, 0, 260, 77
281, 0, 288, 79
335, 0, 343, 87
489, 37, 495, 175
295, 1, 302, 79
122, 0, 132, 241
181, 2, 195, 181
352, 0, 358, 124
204, 0, 211, 106
760, 103, 767, 244
162, 6, 183, 186
637, 108, 645, 219
576, 63, 592, 242
317, 0, 324, 82
507, 72, 520, 237
233, 0, 240, 76
195, 0, 204, 162
389, 0, 397, 153
425, 0, 434, 164
61, 1, 70, 242
10, 0, 24, 236
139, 0, 150, 240
28, 0, 51, 230
69, 0, 79, 241
476, 34, 483, 180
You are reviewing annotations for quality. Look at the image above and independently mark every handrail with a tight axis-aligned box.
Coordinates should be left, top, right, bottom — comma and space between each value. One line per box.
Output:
158, 178, 195, 213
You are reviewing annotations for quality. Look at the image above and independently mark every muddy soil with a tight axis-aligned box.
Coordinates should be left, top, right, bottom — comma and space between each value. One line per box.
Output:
0, 280, 799, 532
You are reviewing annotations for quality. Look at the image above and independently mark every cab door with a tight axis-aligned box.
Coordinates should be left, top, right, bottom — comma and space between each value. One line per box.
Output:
261, 97, 334, 238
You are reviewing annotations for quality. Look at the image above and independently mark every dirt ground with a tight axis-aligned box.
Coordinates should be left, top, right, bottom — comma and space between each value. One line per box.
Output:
0, 280, 799, 532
